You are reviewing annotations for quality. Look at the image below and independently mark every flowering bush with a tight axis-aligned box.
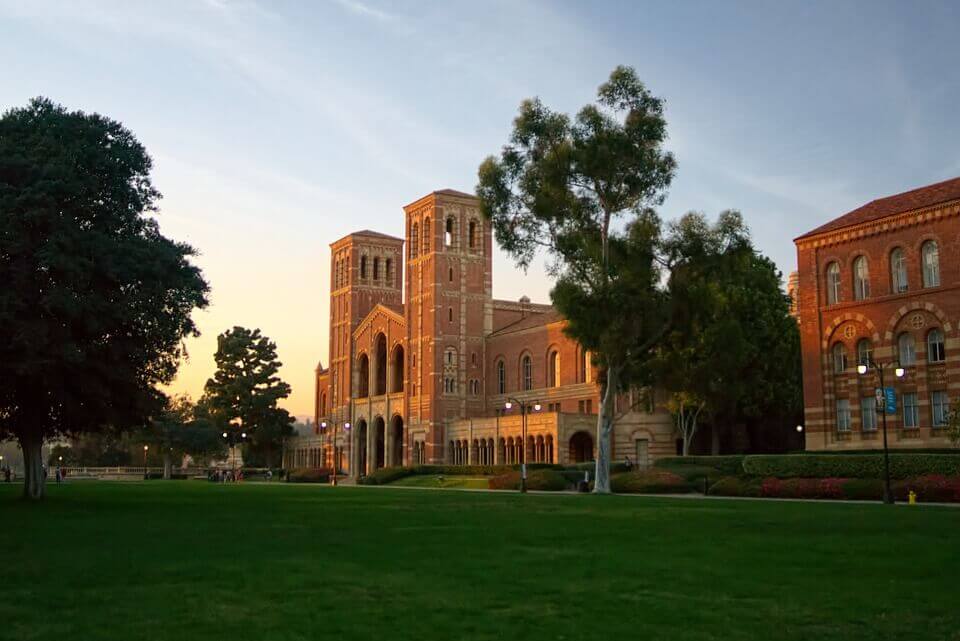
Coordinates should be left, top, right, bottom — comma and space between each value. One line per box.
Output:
488, 469, 568, 491
287, 468, 332, 483
611, 470, 691, 494
893, 475, 960, 503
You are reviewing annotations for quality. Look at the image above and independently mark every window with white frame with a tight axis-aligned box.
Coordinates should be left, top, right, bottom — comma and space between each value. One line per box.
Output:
856, 339, 872, 367
521, 355, 533, 391
932, 391, 950, 427
860, 397, 877, 431
890, 248, 908, 293
922, 240, 940, 288
836, 399, 851, 431
826, 262, 841, 304
496, 359, 505, 394
897, 332, 916, 366
902, 392, 919, 429
927, 328, 945, 363
832, 342, 847, 373
853, 256, 870, 300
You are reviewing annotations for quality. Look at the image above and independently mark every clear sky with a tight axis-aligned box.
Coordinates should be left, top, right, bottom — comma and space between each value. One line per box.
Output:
2, 0, 958, 418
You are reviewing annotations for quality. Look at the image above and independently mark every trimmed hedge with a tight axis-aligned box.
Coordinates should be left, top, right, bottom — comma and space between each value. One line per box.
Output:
357, 467, 415, 485
357, 464, 566, 485
893, 475, 960, 503
611, 470, 691, 494
287, 468, 332, 483
742, 454, 960, 480
488, 469, 569, 491
708, 475, 960, 503
655, 456, 746, 476
707, 476, 761, 497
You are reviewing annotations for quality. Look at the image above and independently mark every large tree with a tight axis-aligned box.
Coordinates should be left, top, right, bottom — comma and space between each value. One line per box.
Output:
203, 327, 293, 469
478, 66, 675, 493
0, 98, 209, 499
658, 211, 801, 454
137, 395, 226, 478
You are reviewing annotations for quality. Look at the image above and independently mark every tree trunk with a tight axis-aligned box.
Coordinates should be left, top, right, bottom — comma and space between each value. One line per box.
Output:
594, 365, 618, 494
20, 432, 45, 500
163, 452, 172, 480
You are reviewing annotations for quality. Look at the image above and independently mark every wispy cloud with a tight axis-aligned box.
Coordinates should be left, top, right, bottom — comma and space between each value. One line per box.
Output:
331, 0, 394, 22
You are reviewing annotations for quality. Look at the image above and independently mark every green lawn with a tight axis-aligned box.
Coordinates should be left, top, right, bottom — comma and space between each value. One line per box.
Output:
1, 482, 958, 641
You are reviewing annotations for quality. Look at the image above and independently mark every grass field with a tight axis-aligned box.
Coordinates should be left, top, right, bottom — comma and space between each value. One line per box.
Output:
1, 482, 958, 641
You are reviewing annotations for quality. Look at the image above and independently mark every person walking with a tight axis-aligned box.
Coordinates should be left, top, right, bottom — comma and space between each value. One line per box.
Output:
55, 466, 62, 484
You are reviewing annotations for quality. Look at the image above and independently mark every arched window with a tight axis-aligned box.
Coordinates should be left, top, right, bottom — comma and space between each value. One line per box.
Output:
360, 255, 368, 279
922, 240, 940, 288
521, 354, 533, 391
496, 359, 505, 394
448, 307, 454, 323
449, 266, 454, 282
445, 348, 457, 366
468, 220, 477, 249
856, 339, 872, 367
422, 217, 431, 253
410, 223, 419, 258
548, 349, 560, 387
445, 217, 454, 247
853, 256, 870, 300
898, 332, 916, 366
890, 248, 907, 293
927, 328, 945, 363
373, 257, 380, 281
826, 262, 841, 305
385, 259, 393, 286
832, 343, 847, 373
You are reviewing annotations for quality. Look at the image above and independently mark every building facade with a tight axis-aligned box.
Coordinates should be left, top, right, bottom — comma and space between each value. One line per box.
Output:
284, 189, 674, 476
795, 176, 960, 450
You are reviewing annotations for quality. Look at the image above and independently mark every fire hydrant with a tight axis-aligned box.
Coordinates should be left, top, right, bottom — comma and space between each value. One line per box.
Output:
908, 490, 917, 505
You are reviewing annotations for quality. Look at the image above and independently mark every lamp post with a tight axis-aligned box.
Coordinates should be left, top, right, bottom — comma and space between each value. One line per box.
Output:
221, 421, 248, 479
321, 420, 350, 486
857, 358, 905, 504
504, 398, 541, 493
142, 445, 149, 480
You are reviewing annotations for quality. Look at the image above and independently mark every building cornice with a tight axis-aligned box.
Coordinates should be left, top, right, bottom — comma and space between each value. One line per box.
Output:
795, 199, 960, 250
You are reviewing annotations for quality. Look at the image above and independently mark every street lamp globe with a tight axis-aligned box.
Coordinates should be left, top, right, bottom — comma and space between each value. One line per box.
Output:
241, 432, 247, 439
796, 425, 804, 433
533, 403, 541, 412
856, 364, 867, 375
504, 401, 513, 410
895, 367, 905, 378
222, 432, 228, 438
143, 445, 148, 452
320, 421, 327, 430
344, 422, 351, 430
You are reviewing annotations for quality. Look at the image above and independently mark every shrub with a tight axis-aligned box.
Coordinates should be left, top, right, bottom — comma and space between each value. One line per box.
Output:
892, 475, 960, 503
566, 461, 630, 474
839, 478, 883, 501
287, 468, 332, 483
488, 469, 569, 491
357, 467, 415, 485
760, 477, 845, 500
707, 476, 761, 497
742, 454, 960, 480
611, 470, 690, 494
654, 456, 746, 476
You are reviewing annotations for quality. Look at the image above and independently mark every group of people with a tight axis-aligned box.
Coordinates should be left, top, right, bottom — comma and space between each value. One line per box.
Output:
207, 469, 244, 483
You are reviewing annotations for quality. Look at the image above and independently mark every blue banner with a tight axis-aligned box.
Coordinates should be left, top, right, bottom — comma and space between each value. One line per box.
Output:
884, 387, 896, 414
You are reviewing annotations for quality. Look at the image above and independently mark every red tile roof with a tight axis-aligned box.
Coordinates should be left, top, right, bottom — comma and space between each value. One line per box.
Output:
488, 309, 564, 337
797, 176, 960, 240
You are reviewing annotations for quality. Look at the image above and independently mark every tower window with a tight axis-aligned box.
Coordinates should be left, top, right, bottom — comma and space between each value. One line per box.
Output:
423, 217, 431, 253
448, 307, 454, 323
373, 257, 380, 281
445, 217, 454, 247
468, 220, 477, 249
360, 255, 368, 279
410, 223, 419, 258
449, 267, 454, 282
385, 258, 393, 285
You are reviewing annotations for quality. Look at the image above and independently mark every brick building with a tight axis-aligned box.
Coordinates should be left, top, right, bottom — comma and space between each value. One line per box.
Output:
795, 176, 960, 450
284, 189, 674, 476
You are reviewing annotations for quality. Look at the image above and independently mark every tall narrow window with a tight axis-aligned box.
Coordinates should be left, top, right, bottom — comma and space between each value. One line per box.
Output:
422, 217, 431, 253
856, 339, 872, 367
360, 255, 367, 279
410, 223, 419, 258
927, 328, 945, 363
898, 332, 916, 366
468, 220, 477, 249
832, 343, 847, 373
836, 399, 851, 432
549, 350, 560, 387
445, 217, 454, 247
922, 240, 940, 288
522, 355, 533, 391
385, 259, 393, 286
902, 393, 919, 429
496, 359, 505, 394
826, 262, 841, 305
891, 248, 908, 293
860, 397, 877, 431
932, 391, 950, 427
373, 257, 380, 281
853, 256, 870, 300
448, 307, 453, 323
449, 267, 454, 282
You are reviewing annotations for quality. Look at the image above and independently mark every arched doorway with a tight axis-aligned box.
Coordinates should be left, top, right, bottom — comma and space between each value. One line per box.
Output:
356, 420, 368, 476
374, 416, 385, 470
390, 415, 404, 466
569, 431, 593, 463
374, 333, 387, 395
391, 345, 404, 393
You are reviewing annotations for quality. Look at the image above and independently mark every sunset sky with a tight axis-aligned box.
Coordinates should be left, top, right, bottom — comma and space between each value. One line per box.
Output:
2, 0, 959, 418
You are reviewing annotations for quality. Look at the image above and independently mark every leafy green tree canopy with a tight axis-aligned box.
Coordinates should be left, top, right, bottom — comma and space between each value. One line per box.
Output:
0, 98, 209, 499
478, 66, 675, 492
